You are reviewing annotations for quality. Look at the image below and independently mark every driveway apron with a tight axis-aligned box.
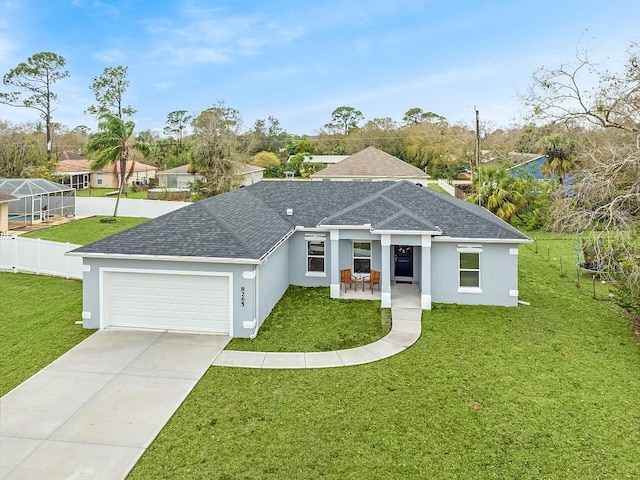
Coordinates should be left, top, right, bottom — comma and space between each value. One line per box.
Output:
0, 330, 229, 480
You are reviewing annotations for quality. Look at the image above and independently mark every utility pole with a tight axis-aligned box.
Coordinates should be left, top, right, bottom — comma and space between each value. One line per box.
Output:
475, 106, 481, 206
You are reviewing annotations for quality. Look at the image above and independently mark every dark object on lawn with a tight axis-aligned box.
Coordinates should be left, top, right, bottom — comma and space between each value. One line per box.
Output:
100, 217, 117, 223
574, 232, 604, 274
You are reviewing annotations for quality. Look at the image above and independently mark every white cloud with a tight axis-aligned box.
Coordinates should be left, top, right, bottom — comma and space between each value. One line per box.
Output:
91, 48, 127, 63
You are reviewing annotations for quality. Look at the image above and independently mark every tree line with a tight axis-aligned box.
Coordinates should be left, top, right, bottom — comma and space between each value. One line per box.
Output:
1, 44, 638, 314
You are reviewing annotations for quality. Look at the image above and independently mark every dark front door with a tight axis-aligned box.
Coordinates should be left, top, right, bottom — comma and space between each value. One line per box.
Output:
394, 246, 413, 278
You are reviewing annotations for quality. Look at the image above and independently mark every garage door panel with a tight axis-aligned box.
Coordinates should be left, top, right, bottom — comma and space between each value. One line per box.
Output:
103, 271, 230, 333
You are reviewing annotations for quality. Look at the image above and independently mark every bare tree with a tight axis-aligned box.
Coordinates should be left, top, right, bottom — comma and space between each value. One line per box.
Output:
525, 41, 640, 313
549, 143, 639, 307
523, 43, 639, 134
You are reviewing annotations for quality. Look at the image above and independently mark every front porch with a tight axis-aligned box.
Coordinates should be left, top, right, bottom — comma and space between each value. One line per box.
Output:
327, 231, 432, 310
340, 281, 421, 308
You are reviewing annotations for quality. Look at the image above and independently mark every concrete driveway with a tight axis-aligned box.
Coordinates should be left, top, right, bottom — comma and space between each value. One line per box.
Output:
0, 330, 229, 480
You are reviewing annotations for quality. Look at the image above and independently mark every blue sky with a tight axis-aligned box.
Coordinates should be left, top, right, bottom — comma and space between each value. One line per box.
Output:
1, 0, 638, 136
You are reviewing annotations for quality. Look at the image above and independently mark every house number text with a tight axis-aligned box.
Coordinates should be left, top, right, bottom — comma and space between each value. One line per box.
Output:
240, 286, 245, 307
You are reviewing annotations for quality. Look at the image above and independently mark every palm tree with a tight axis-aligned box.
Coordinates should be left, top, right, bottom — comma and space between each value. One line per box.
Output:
539, 134, 580, 184
467, 166, 526, 223
85, 114, 150, 218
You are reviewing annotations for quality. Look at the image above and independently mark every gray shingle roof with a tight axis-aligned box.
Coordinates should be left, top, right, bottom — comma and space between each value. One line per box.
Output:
72, 180, 529, 261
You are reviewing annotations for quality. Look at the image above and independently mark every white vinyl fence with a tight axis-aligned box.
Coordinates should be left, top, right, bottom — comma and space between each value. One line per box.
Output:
437, 179, 456, 196
0, 236, 82, 279
75, 197, 190, 218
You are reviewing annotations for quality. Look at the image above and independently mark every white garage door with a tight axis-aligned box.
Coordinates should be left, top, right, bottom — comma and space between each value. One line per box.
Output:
103, 271, 231, 333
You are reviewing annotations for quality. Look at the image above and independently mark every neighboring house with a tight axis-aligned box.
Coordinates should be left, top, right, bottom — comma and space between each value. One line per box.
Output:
70, 180, 531, 337
237, 163, 265, 187
92, 160, 157, 189
157, 164, 202, 189
310, 146, 430, 185
55, 151, 158, 189
506, 153, 550, 180
56, 152, 92, 189
157, 163, 264, 189
0, 190, 17, 233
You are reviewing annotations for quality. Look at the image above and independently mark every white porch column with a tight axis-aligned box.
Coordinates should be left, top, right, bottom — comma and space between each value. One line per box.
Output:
381, 234, 391, 308
421, 234, 432, 309
329, 229, 340, 298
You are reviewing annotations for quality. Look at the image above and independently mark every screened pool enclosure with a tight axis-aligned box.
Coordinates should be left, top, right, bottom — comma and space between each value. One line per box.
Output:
0, 179, 76, 227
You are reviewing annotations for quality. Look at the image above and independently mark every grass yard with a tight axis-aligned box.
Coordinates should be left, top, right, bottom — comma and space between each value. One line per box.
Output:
74, 187, 148, 199
227, 286, 390, 352
0, 273, 90, 396
128, 232, 640, 479
22, 215, 148, 245
427, 182, 448, 194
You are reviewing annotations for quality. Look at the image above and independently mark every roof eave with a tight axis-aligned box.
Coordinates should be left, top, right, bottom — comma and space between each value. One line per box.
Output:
65, 251, 263, 264
316, 224, 374, 230
311, 174, 428, 179
371, 229, 443, 236
432, 236, 532, 244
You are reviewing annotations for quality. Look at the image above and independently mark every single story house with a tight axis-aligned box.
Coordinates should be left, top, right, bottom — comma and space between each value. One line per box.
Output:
93, 160, 157, 189
55, 152, 158, 189
56, 152, 92, 189
157, 163, 264, 189
157, 164, 202, 189
310, 146, 430, 185
70, 180, 531, 338
0, 190, 17, 233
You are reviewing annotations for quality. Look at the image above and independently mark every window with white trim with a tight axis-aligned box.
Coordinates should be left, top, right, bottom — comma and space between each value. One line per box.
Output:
458, 246, 482, 292
96, 173, 103, 185
306, 237, 326, 276
353, 241, 371, 274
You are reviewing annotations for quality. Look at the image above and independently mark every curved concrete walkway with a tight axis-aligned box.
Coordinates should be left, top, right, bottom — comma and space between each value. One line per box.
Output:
213, 283, 423, 369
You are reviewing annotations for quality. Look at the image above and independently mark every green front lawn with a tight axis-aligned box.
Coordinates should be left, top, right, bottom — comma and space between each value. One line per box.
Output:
21, 215, 148, 245
128, 232, 639, 479
2, 231, 637, 477
227, 286, 390, 352
0, 273, 91, 396
75, 187, 148, 199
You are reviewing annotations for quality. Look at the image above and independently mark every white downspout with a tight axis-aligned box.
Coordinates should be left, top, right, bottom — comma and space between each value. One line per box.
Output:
250, 265, 259, 339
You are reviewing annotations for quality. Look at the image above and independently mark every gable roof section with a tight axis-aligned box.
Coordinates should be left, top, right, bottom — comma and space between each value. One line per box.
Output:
159, 164, 194, 175
0, 190, 17, 203
58, 151, 86, 161
55, 158, 157, 175
320, 183, 438, 232
311, 146, 428, 179
96, 159, 156, 174
73, 181, 529, 262
55, 159, 93, 174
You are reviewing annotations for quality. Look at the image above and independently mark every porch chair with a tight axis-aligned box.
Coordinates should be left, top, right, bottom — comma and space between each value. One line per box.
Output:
362, 269, 380, 293
340, 269, 357, 293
